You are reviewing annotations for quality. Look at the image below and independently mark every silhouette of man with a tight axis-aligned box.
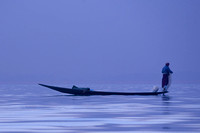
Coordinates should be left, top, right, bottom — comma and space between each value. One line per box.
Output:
162, 62, 173, 91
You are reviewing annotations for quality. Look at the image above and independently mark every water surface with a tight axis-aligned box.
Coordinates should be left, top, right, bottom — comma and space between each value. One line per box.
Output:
0, 84, 200, 133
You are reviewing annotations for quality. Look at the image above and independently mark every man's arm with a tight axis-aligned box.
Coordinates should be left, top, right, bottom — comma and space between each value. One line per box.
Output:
168, 68, 173, 74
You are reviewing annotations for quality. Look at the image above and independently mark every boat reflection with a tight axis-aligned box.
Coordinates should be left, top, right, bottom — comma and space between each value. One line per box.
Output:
162, 95, 171, 101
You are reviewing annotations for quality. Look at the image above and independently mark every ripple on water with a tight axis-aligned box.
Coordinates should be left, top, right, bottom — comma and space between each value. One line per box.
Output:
0, 84, 200, 132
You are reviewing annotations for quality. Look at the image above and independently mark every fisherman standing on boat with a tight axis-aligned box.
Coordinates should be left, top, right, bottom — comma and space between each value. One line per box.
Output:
162, 62, 173, 91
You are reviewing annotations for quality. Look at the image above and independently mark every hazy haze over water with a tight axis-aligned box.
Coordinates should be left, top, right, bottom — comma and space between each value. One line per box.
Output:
0, 0, 200, 84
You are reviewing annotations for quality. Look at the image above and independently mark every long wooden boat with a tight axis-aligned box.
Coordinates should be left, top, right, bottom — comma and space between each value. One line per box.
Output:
38, 84, 168, 96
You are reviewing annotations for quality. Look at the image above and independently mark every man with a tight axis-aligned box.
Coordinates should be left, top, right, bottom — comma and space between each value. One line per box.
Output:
162, 62, 173, 91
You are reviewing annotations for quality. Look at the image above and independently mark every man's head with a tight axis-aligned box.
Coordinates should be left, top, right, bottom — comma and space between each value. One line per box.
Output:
166, 62, 170, 66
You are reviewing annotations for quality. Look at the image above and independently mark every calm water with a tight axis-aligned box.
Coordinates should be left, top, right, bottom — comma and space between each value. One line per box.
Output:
0, 83, 200, 133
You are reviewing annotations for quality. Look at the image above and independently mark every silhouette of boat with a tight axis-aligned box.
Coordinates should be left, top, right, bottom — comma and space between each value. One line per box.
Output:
39, 84, 168, 96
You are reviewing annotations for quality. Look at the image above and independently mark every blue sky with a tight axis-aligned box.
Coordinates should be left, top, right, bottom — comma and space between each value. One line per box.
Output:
0, 0, 200, 84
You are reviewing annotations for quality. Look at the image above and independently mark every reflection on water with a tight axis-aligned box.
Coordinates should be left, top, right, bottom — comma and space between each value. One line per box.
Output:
0, 84, 200, 132
162, 95, 171, 101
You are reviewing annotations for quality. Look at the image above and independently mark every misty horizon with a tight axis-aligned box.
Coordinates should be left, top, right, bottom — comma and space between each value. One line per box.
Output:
1, 0, 200, 84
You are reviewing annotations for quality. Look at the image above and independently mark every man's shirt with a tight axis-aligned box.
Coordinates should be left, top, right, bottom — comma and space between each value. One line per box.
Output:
162, 66, 173, 74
